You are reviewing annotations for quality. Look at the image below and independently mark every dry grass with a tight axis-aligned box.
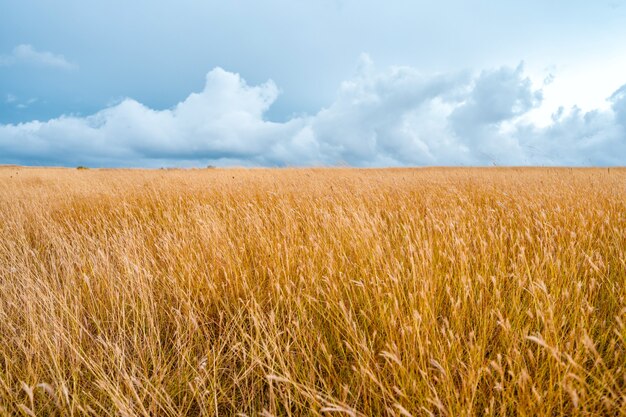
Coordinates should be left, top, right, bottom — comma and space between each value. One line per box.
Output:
0, 167, 625, 416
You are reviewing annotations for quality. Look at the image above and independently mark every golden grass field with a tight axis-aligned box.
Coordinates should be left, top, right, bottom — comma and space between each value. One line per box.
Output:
0, 166, 624, 416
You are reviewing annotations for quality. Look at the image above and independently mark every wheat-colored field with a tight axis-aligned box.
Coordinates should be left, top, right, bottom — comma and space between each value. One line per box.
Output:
0, 167, 624, 416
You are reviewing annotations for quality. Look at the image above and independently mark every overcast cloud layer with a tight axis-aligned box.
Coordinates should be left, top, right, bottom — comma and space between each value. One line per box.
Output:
1, 58, 624, 167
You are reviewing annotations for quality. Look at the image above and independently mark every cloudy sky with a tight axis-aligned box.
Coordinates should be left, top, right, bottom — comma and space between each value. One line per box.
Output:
1, 0, 625, 167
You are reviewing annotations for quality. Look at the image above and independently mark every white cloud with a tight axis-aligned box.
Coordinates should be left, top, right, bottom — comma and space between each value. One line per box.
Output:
0, 44, 76, 70
0, 69, 301, 166
0, 58, 624, 167
5, 95, 38, 110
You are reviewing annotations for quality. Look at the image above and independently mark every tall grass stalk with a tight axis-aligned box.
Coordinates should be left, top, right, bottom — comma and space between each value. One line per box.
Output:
0, 167, 624, 416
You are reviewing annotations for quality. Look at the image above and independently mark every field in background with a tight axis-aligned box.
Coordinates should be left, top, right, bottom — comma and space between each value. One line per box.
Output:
0, 167, 624, 416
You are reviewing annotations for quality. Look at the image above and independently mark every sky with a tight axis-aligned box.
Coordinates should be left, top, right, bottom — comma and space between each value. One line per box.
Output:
1, 0, 626, 167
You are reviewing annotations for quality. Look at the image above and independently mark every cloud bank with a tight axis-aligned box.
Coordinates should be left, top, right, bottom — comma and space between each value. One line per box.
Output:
0, 58, 624, 167
0, 44, 76, 70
